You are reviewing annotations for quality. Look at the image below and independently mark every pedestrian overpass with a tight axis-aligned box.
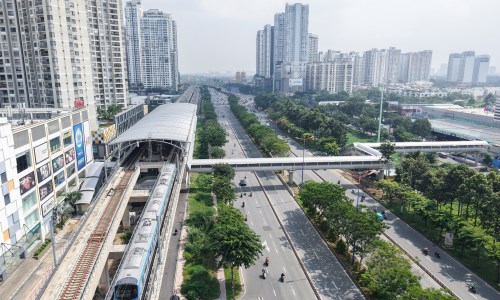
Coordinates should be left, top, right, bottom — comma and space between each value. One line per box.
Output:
189, 141, 489, 172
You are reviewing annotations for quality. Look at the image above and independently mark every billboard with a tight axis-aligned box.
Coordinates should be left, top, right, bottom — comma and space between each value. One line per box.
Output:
38, 180, 53, 201
41, 197, 55, 217
83, 121, 93, 164
20, 172, 36, 195
52, 154, 64, 173
73, 123, 86, 170
289, 78, 303, 86
50, 137, 61, 154
34, 143, 49, 164
36, 162, 52, 183
55, 171, 65, 186
65, 147, 75, 164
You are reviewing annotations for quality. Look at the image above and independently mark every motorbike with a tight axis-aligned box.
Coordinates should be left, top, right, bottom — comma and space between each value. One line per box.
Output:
468, 283, 477, 293
279, 273, 285, 282
434, 252, 441, 258
422, 247, 430, 255
242, 201, 245, 208
261, 270, 267, 279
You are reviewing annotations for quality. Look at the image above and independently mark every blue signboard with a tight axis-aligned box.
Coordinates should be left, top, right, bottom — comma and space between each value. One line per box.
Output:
73, 123, 86, 170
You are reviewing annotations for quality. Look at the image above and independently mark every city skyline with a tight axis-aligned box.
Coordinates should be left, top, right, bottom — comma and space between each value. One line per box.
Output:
144, 0, 499, 74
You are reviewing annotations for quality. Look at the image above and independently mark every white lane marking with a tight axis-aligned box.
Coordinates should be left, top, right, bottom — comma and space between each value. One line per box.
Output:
269, 233, 273, 238
313, 251, 319, 259
273, 289, 276, 297
250, 219, 254, 226
263, 240, 270, 252
271, 239, 279, 254
283, 266, 287, 273
291, 287, 296, 296
406, 240, 412, 245
300, 229, 305, 235
470, 293, 478, 299
426, 256, 432, 262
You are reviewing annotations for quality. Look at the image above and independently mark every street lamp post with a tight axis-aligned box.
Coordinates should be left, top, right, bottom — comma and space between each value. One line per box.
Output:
377, 87, 385, 143
352, 172, 363, 265
295, 134, 315, 183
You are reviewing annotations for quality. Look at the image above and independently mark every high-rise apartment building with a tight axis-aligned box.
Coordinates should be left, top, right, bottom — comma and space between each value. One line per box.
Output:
385, 47, 401, 83
447, 51, 489, 84
256, 25, 274, 78
272, 13, 285, 73
88, 0, 129, 110
140, 10, 178, 90
125, 0, 144, 87
362, 49, 388, 86
306, 58, 353, 94
284, 3, 309, 63
447, 53, 462, 82
472, 55, 490, 84
459, 51, 476, 84
0, 0, 130, 130
308, 33, 318, 62
397, 51, 432, 83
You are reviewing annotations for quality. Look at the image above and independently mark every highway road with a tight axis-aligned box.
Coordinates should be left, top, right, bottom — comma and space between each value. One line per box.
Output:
239, 93, 500, 300
211, 89, 365, 300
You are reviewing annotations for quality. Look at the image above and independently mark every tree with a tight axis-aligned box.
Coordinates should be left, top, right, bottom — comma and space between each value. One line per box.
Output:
484, 153, 493, 165
212, 176, 236, 205
54, 201, 74, 227
210, 146, 225, 159
65, 191, 82, 207
299, 181, 347, 216
410, 118, 432, 137
205, 120, 227, 147
401, 286, 454, 300
186, 206, 216, 232
484, 237, 500, 284
379, 141, 395, 176
484, 93, 496, 106
180, 264, 220, 300
213, 163, 235, 180
360, 241, 420, 298
210, 206, 264, 291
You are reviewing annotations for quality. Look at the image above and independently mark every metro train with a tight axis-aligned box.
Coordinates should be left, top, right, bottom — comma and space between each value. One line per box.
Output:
112, 164, 177, 300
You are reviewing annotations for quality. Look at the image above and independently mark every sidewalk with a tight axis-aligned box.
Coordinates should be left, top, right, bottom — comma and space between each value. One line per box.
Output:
0, 218, 80, 300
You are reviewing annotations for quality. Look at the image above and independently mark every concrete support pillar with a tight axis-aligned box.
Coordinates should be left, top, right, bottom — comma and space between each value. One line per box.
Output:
288, 170, 294, 185
99, 259, 111, 292
379, 169, 385, 180
122, 207, 131, 230
474, 152, 478, 166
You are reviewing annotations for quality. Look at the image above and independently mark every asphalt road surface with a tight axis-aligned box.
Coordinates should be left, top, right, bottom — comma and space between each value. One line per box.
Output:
212, 89, 365, 300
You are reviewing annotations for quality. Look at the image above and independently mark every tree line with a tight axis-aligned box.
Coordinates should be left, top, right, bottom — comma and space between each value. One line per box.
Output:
196, 87, 227, 159
299, 181, 454, 299
227, 94, 290, 157
379, 152, 500, 285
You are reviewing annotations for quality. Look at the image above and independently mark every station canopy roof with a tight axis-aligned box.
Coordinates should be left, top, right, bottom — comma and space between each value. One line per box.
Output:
110, 103, 197, 145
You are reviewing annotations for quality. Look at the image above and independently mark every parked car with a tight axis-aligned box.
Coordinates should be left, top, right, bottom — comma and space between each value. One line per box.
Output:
239, 179, 247, 186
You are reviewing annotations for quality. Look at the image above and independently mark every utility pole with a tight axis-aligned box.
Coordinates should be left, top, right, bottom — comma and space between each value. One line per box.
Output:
377, 87, 384, 143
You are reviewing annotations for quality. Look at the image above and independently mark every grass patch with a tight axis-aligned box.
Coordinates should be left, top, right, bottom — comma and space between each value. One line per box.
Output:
347, 129, 377, 145
224, 266, 242, 300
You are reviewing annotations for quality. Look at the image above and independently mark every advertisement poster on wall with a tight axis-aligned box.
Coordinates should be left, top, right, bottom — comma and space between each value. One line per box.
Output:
52, 154, 64, 173
36, 162, 52, 183
73, 123, 86, 170
50, 137, 61, 154
38, 180, 53, 201
34, 143, 49, 164
55, 171, 65, 186
41, 197, 55, 217
65, 148, 75, 164
20, 172, 36, 195
83, 121, 93, 164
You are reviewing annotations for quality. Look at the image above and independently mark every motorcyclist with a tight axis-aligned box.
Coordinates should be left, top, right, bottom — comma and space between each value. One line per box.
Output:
242, 201, 245, 208
423, 246, 429, 254
337, 180, 341, 184
265, 257, 269, 265
434, 251, 441, 258
280, 273, 285, 281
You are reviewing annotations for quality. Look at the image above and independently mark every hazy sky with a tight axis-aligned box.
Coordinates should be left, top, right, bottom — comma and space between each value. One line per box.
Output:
143, 0, 499, 74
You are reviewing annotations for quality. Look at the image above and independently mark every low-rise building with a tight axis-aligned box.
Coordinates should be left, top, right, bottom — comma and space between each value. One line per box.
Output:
0, 109, 94, 263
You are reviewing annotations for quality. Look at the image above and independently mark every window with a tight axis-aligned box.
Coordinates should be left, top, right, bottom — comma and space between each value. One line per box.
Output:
3, 193, 10, 205
0, 172, 6, 184
16, 151, 32, 173
22, 191, 37, 212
